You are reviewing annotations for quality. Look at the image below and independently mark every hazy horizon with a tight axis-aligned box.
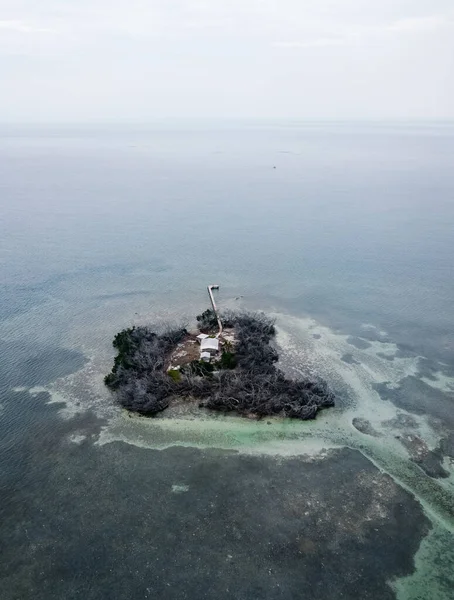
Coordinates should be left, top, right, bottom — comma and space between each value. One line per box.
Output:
1, 118, 454, 129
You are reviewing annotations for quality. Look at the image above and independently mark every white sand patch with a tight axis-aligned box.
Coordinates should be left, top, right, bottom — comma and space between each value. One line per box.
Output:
95, 410, 341, 458
420, 373, 454, 394
274, 314, 405, 430
45, 388, 85, 419
360, 323, 388, 337
273, 313, 428, 437
29, 386, 48, 396
68, 433, 87, 445
438, 457, 454, 496
171, 484, 189, 493
46, 355, 119, 420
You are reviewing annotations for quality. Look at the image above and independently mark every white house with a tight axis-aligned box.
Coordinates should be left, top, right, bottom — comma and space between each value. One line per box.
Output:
196, 333, 209, 344
200, 352, 211, 362
200, 337, 219, 355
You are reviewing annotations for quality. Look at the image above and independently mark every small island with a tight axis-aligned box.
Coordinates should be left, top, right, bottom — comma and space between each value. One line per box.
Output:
104, 292, 335, 420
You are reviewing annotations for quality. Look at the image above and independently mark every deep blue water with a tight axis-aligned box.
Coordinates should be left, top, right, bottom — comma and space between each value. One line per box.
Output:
0, 122, 453, 599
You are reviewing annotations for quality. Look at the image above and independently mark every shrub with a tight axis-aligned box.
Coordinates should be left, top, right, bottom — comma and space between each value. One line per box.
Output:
196, 309, 218, 332
168, 369, 181, 382
216, 351, 237, 370
181, 360, 215, 377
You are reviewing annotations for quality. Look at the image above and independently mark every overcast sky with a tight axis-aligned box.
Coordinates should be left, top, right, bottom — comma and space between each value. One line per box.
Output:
1, 0, 453, 122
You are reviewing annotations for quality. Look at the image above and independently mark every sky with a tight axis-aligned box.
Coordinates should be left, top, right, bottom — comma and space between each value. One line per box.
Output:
1, 0, 453, 122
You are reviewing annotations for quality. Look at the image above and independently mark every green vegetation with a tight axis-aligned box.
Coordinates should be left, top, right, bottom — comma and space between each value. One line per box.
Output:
196, 309, 234, 332
167, 369, 181, 382
196, 309, 218, 332
216, 351, 237, 370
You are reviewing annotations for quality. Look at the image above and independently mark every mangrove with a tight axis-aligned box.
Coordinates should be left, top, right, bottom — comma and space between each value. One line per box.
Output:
104, 310, 335, 419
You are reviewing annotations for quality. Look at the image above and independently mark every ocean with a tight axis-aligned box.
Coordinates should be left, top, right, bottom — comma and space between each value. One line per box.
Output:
0, 121, 453, 599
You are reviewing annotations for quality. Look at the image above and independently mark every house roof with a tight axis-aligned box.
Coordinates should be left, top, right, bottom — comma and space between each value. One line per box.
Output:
196, 333, 209, 342
200, 338, 219, 352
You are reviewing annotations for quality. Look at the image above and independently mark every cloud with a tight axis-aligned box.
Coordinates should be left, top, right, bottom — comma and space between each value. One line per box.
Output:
387, 14, 452, 33
273, 37, 347, 48
273, 10, 454, 50
0, 0, 453, 120
0, 20, 55, 34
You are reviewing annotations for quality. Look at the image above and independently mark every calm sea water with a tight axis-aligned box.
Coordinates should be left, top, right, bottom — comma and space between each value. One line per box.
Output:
1, 122, 453, 599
